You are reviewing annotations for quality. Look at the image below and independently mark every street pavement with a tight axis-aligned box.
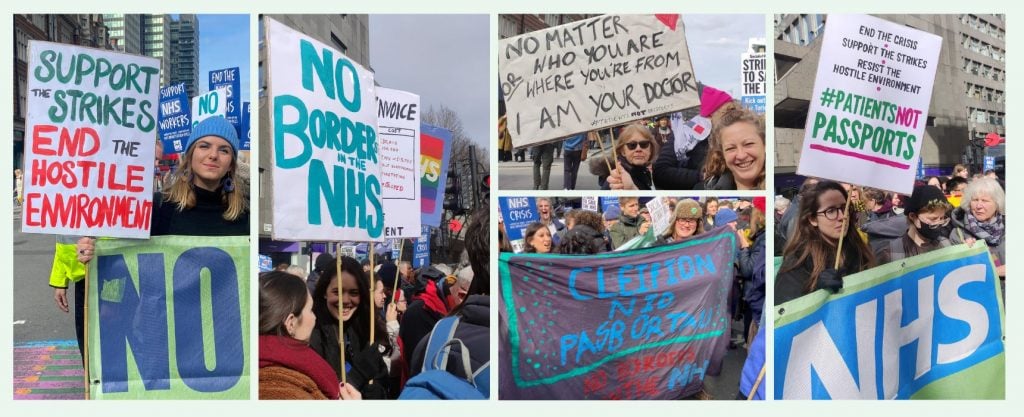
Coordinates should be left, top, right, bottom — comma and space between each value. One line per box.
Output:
12, 205, 85, 399
498, 149, 608, 191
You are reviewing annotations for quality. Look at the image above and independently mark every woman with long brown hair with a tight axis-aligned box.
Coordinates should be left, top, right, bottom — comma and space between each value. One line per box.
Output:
775, 181, 875, 304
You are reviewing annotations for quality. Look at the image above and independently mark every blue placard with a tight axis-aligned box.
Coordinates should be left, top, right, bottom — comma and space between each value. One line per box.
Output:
499, 197, 539, 242
158, 83, 191, 154
599, 197, 619, 214
741, 95, 766, 114
241, 101, 251, 150
208, 67, 241, 137
984, 156, 995, 173
413, 225, 431, 268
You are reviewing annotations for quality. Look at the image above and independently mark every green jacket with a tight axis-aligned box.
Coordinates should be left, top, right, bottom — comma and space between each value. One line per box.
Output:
609, 214, 644, 249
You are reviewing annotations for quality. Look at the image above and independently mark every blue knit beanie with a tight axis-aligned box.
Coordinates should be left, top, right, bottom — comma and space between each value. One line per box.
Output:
187, 116, 239, 156
715, 207, 738, 225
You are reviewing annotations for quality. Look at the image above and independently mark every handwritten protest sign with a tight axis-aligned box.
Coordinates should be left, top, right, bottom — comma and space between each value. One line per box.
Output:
498, 197, 539, 253
88, 236, 249, 399
797, 14, 941, 195
377, 88, 422, 238
241, 101, 251, 150
158, 83, 191, 154
420, 123, 452, 228
209, 67, 241, 135
499, 227, 735, 399
22, 41, 159, 238
775, 243, 1004, 399
499, 14, 699, 147
740, 52, 766, 114
645, 197, 672, 236
266, 17, 383, 242
191, 88, 227, 127
413, 225, 432, 268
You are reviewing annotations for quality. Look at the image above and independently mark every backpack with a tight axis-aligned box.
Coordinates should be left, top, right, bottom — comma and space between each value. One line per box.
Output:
398, 316, 489, 399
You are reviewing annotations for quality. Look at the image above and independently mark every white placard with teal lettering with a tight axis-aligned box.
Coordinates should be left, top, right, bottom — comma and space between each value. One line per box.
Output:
266, 17, 383, 242
191, 88, 227, 127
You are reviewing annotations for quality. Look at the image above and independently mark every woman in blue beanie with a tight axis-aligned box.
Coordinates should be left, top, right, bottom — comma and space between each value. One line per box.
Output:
76, 116, 249, 259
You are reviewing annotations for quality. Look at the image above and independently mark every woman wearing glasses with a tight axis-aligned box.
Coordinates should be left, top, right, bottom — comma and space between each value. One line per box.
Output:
775, 181, 875, 305
592, 124, 659, 190
700, 106, 766, 190
656, 199, 705, 245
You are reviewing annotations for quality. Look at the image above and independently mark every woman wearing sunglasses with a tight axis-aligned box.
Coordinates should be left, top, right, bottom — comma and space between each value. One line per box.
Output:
775, 181, 875, 305
591, 124, 659, 190
701, 106, 766, 190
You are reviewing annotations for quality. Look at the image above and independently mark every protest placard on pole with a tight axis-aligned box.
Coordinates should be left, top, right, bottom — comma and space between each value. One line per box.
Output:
796, 14, 941, 195
581, 196, 599, 212
266, 17, 384, 242
88, 236, 249, 399
740, 52, 766, 114
775, 243, 1004, 399
158, 83, 191, 154
499, 14, 699, 147
191, 88, 227, 127
22, 41, 159, 238
241, 101, 251, 151
420, 123, 453, 228
499, 227, 737, 399
209, 67, 241, 136
645, 197, 672, 236
377, 88, 422, 238
413, 225, 432, 268
498, 196, 539, 253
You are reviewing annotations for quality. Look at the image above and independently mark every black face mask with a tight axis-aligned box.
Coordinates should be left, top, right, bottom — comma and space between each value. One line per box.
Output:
917, 219, 951, 242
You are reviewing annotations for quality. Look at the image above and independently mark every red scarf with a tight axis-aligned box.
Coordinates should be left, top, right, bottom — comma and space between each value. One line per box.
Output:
259, 334, 340, 399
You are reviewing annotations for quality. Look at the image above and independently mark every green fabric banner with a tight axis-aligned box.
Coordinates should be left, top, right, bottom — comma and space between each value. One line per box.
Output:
87, 236, 250, 399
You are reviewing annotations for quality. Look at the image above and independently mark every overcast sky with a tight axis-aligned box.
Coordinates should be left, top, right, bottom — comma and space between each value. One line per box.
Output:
683, 14, 766, 98
369, 15, 490, 151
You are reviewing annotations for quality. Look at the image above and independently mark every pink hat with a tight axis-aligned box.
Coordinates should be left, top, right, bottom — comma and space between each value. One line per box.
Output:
699, 86, 733, 117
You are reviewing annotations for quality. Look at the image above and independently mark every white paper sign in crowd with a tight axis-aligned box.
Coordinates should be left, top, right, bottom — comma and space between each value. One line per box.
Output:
376, 87, 422, 239
191, 87, 228, 127
797, 14, 941, 195
499, 14, 699, 148
266, 17, 384, 242
22, 41, 159, 238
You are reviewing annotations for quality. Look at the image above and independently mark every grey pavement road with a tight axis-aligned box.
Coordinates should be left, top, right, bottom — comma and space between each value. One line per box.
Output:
12, 205, 78, 344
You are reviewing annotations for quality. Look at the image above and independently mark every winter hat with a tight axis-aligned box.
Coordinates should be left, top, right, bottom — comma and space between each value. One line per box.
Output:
313, 253, 334, 273
905, 185, 951, 214
187, 116, 239, 156
715, 207, 739, 225
699, 86, 734, 117
377, 262, 398, 291
752, 197, 767, 214
603, 205, 621, 221
675, 199, 703, 219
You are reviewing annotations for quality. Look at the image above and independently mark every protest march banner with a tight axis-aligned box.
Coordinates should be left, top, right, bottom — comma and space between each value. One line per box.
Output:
498, 196, 540, 253
420, 123, 453, 228
158, 83, 191, 154
22, 41, 159, 239
413, 225, 432, 268
266, 17, 384, 242
499, 14, 699, 147
241, 101, 251, 151
209, 67, 241, 135
581, 196, 599, 212
774, 243, 1005, 399
377, 87, 422, 238
88, 236, 249, 399
796, 14, 941, 195
190, 88, 227, 127
740, 52, 766, 114
499, 227, 735, 399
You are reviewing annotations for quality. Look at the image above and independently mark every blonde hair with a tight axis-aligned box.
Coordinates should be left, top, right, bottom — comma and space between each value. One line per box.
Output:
163, 145, 248, 221
702, 103, 765, 189
614, 124, 659, 165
